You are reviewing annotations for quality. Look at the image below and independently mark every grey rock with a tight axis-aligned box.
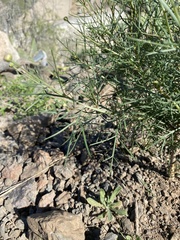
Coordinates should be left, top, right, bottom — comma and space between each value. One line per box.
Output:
54, 162, 75, 180
104, 232, 118, 240
121, 218, 134, 235
9, 179, 37, 208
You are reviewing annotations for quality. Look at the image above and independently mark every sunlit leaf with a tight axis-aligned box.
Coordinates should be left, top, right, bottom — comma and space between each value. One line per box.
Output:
107, 209, 113, 222
110, 201, 122, 209
98, 212, 106, 219
109, 186, 121, 203
86, 198, 104, 208
112, 208, 128, 216
100, 189, 106, 206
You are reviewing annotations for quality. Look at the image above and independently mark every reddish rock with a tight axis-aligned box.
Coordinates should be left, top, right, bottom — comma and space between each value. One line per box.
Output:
20, 162, 38, 180
37, 173, 49, 192
38, 190, 56, 208
1, 161, 23, 183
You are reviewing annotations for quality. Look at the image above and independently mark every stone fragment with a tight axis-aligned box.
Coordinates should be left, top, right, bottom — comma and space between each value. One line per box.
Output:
17, 233, 28, 240
55, 191, 71, 206
37, 173, 49, 192
104, 232, 118, 240
0, 115, 13, 131
1, 161, 23, 183
54, 162, 75, 180
17, 0, 74, 22
38, 190, 56, 208
20, 150, 53, 181
5, 212, 14, 221
27, 210, 85, 240
46, 173, 54, 192
4, 178, 13, 187
152, 234, 164, 240
159, 203, 173, 215
20, 162, 38, 180
121, 218, 134, 235
9, 179, 37, 208
33, 150, 52, 168
0, 221, 6, 239
99, 84, 116, 107
54, 178, 66, 191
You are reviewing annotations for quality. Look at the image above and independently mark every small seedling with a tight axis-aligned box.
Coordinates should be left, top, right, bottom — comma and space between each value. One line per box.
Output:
87, 186, 127, 222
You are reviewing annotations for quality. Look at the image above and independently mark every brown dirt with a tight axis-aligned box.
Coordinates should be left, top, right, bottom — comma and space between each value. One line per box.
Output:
0, 111, 179, 240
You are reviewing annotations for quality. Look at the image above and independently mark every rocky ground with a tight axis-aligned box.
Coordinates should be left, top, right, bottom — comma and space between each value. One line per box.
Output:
0, 1, 179, 239
0, 111, 179, 240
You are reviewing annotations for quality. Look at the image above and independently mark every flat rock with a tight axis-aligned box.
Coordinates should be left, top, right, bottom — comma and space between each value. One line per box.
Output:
9, 179, 38, 209
27, 210, 85, 240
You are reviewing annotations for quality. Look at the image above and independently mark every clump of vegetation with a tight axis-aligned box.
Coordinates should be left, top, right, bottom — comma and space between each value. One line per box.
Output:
62, 0, 179, 178
0, 67, 64, 118
87, 186, 127, 222
0, 0, 179, 178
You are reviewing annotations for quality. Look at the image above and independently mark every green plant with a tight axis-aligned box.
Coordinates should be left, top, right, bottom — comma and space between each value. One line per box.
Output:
87, 186, 127, 222
2, 0, 179, 178
62, 0, 180, 178
0, 65, 65, 118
